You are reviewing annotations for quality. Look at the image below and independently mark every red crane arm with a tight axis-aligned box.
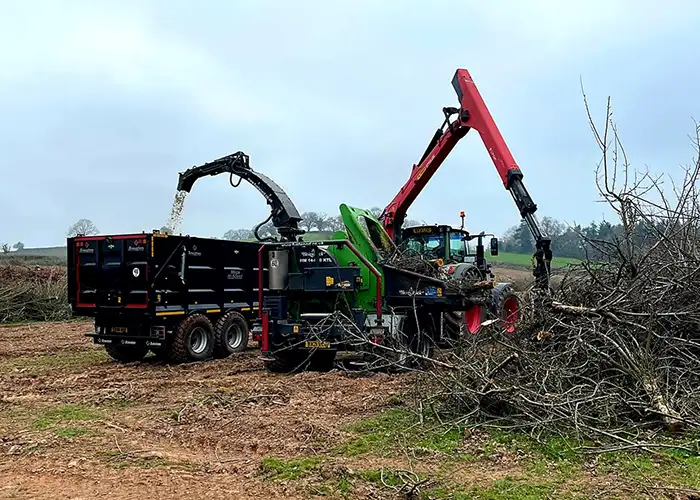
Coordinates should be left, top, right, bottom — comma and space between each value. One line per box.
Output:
380, 68, 552, 290
380, 119, 467, 240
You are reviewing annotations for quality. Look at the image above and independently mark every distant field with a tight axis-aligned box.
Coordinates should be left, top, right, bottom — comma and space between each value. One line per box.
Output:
0, 246, 67, 266
2, 246, 582, 271
489, 251, 581, 269
13, 246, 66, 257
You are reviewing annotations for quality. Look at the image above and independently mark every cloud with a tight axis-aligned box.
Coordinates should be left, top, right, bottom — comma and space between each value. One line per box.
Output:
0, 0, 699, 246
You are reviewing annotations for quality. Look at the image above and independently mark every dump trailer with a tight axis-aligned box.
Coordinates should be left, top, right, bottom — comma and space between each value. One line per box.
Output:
66, 150, 308, 364
67, 232, 263, 363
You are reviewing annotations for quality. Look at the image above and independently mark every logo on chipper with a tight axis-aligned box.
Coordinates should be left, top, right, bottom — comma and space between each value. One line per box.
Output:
132, 267, 140, 277
270, 258, 279, 268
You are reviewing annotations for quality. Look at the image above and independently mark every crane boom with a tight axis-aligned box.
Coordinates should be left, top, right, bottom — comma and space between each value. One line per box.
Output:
380, 69, 552, 289
177, 151, 305, 242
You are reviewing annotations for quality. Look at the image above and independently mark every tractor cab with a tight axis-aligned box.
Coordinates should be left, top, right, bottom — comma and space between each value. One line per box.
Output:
399, 212, 500, 279
400, 225, 468, 264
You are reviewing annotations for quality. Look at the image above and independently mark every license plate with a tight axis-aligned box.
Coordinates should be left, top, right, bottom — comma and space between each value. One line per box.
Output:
111, 326, 128, 333
304, 340, 331, 349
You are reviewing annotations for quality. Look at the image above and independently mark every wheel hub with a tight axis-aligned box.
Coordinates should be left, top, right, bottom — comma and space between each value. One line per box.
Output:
226, 324, 245, 350
190, 327, 208, 354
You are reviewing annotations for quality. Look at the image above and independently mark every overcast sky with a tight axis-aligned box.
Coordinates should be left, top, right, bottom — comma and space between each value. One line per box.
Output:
1, 0, 699, 247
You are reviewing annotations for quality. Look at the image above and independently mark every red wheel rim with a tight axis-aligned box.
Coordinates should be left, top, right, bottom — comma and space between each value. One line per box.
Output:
464, 305, 482, 335
503, 297, 519, 334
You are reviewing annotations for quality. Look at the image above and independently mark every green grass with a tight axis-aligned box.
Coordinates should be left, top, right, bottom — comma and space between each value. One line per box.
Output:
260, 456, 324, 480
54, 426, 90, 438
0, 349, 108, 375
334, 407, 463, 458
32, 403, 101, 429
598, 449, 700, 491
427, 479, 560, 500
489, 251, 581, 269
324, 408, 700, 499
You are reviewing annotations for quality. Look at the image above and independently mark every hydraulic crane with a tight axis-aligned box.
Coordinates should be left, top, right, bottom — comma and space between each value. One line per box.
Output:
379, 69, 553, 290
177, 151, 305, 242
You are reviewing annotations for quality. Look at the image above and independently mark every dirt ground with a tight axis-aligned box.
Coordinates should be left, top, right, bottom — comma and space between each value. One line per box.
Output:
0, 320, 691, 500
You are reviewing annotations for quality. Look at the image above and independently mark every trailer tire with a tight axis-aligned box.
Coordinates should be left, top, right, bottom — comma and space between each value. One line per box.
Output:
213, 311, 249, 358
168, 314, 215, 363
105, 344, 149, 363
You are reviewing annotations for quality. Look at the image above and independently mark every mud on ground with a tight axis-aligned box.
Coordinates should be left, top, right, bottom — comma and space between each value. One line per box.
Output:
0, 321, 687, 499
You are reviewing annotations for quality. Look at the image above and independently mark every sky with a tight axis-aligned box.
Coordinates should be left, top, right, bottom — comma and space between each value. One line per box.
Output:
1, 0, 700, 247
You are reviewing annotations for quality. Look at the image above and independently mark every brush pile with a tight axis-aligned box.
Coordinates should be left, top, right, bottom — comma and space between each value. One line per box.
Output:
0, 265, 69, 323
417, 107, 700, 451
387, 251, 494, 301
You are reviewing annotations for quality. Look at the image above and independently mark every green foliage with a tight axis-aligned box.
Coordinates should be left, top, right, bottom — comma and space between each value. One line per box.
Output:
499, 215, 662, 261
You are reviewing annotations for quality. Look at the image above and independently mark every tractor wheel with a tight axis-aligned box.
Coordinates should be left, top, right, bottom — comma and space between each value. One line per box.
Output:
213, 311, 249, 358
384, 316, 435, 372
443, 311, 462, 340
443, 305, 485, 340
168, 314, 215, 363
105, 344, 149, 363
491, 284, 520, 334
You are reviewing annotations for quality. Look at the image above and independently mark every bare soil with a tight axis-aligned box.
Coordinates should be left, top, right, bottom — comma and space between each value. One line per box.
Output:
0, 320, 672, 499
493, 265, 565, 290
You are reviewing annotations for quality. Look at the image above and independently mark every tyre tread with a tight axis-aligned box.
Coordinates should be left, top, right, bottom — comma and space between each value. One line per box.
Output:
167, 314, 214, 363
213, 310, 249, 358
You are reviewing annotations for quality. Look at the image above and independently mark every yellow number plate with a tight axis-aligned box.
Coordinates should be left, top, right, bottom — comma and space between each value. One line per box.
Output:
112, 326, 128, 333
304, 340, 331, 349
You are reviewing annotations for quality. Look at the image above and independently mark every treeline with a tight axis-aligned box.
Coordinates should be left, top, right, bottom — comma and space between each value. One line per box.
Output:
222, 210, 647, 262
222, 208, 423, 241
500, 216, 661, 260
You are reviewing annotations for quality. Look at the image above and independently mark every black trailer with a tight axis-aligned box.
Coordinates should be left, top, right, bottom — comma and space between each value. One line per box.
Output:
67, 231, 263, 363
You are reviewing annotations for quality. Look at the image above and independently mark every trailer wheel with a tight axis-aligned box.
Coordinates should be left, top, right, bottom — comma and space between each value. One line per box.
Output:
213, 311, 249, 358
168, 314, 215, 363
105, 344, 149, 363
